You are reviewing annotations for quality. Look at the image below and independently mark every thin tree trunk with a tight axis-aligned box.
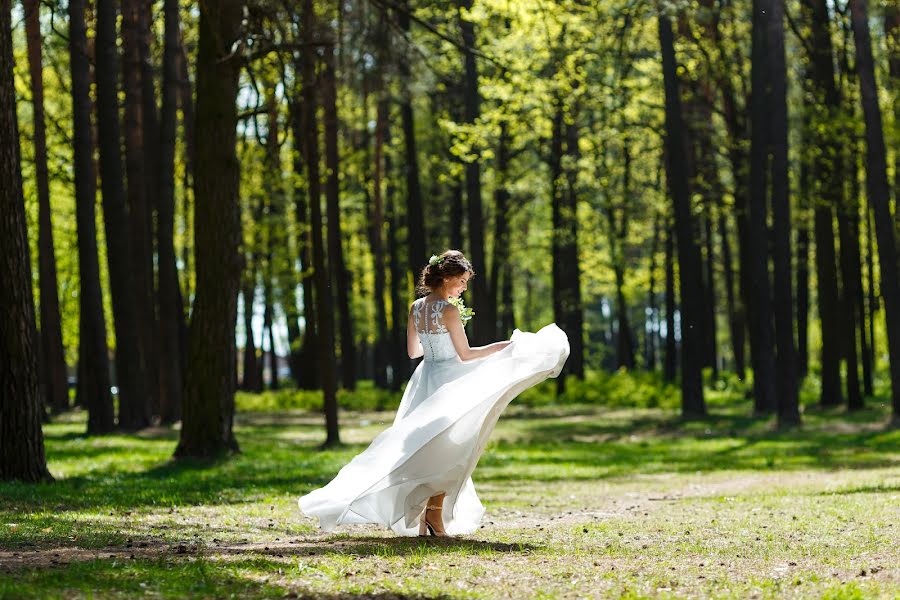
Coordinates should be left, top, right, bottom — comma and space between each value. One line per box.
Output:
768, 0, 800, 426
302, 0, 340, 447
0, 0, 52, 481
289, 97, 319, 390
849, 0, 900, 422
386, 144, 409, 390
801, 0, 844, 408
491, 121, 513, 338
885, 6, 899, 215
96, 0, 151, 430
396, 0, 426, 283
719, 211, 743, 379
241, 284, 261, 391
122, 0, 158, 420
664, 216, 677, 382
174, 0, 244, 458
370, 98, 390, 388
157, 0, 183, 423
849, 143, 873, 397
646, 213, 660, 370
747, 0, 778, 415
612, 143, 635, 370
796, 110, 811, 380
322, 34, 356, 391
658, 11, 706, 416
458, 0, 494, 345
69, 0, 114, 433
24, 0, 68, 414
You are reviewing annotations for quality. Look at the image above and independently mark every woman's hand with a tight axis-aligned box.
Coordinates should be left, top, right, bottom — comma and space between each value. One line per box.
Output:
493, 340, 513, 353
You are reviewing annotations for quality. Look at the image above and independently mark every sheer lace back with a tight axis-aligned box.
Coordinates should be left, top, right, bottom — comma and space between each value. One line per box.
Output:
413, 297, 449, 334
412, 297, 458, 362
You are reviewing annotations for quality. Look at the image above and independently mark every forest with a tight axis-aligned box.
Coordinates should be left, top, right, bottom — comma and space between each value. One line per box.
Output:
2, 0, 900, 475
1, 0, 899, 596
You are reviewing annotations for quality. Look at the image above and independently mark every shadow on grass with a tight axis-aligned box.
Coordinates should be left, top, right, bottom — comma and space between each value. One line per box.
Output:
1, 403, 896, 531
218, 536, 540, 558
0, 554, 451, 599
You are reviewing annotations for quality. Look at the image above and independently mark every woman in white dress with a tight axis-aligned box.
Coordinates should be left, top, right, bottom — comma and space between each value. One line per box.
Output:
298, 250, 570, 537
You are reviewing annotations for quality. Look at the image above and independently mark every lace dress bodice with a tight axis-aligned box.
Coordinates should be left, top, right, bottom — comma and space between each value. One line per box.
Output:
412, 297, 459, 362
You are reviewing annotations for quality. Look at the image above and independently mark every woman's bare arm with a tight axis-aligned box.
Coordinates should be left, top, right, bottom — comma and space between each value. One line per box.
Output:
444, 304, 511, 361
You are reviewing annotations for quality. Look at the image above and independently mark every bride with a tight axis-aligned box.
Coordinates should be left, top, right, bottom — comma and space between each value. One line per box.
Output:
299, 249, 570, 537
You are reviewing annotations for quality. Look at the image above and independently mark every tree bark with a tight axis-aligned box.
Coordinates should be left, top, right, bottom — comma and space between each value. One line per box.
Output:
800, 0, 845, 408
241, 284, 261, 391
174, 0, 244, 458
0, 0, 52, 481
322, 34, 356, 391
396, 0, 426, 283
369, 97, 390, 388
492, 121, 514, 337
458, 0, 495, 345
69, 0, 114, 433
96, 0, 151, 430
658, 11, 706, 416
157, 0, 184, 423
849, 0, 900, 422
767, 0, 800, 426
302, 0, 340, 447
24, 0, 68, 414
664, 215, 677, 382
746, 0, 778, 415
122, 0, 158, 419
289, 96, 319, 391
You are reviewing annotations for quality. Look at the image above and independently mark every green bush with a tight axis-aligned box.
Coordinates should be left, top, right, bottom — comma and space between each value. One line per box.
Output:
235, 380, 400, 413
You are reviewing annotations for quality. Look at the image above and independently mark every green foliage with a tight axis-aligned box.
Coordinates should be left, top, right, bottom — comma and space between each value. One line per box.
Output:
236, 380, 400, 413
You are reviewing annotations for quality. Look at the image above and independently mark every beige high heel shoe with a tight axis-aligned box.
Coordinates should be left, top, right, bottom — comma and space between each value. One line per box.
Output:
418, 504, 448, 537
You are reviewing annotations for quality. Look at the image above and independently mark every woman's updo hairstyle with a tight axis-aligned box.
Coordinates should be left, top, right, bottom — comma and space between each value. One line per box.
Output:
416, 249, 475, 296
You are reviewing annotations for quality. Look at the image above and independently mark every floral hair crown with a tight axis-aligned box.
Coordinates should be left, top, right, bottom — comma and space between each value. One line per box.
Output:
428, 254, 445, 267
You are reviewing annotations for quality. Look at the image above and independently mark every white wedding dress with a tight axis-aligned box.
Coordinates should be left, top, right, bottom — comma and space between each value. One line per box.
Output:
298, 296, 570, 536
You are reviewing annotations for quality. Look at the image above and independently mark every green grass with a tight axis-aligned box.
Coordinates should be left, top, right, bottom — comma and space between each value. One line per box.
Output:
1, 380, 898, 599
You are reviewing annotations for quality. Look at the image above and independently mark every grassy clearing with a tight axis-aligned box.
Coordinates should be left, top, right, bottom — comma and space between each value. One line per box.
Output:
0, 386, 897, 599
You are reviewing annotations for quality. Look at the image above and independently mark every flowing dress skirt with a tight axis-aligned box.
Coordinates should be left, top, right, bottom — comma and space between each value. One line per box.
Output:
298, 323, 570, 536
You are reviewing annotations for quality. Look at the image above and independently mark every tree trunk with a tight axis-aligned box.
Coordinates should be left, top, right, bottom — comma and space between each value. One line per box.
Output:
241, 284, 261, 391
96, 0, 151, 430
796, 111, 811, 380
658, 11, 706, 416
0, 0, 52, 481
174, 0, 244, 458
122, 0, 158, 420
458, 0, 494, 345
767, 0, 800, 426
369, 98, 390, 388
322, 35, 356, 391
664, 216, 677, 382
24, 0, 68, 414
612, 144, 635, 370
849, 143, 873, 397
746, 0, 778, 415
289, 97, 319, 391
302, 0, 340, 447
719, 212, 744, 380
885, 6, 899, 215
849, 0, 900, 423
157, 0, 183, 423
386, 145, 409, 390
491, 121, 514, 338
801, 0, 844, 408
396, 0, 426, 283
69, 0, 114, 433
646, 213, 660, 371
